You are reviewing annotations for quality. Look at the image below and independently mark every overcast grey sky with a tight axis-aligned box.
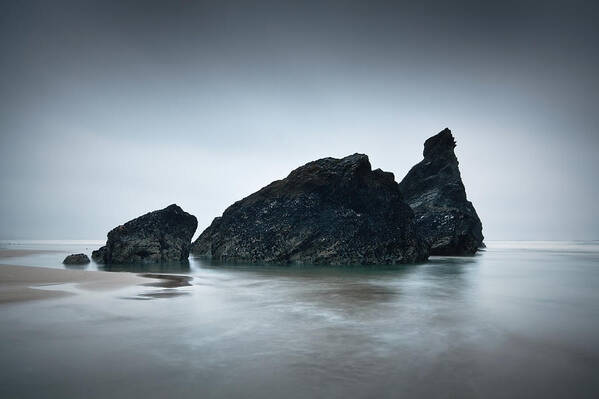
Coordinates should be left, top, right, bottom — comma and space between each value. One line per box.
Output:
1, 0, 598, 240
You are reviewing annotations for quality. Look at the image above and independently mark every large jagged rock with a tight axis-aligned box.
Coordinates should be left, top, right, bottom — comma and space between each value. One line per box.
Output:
399, 128, 484, 255
192, 154, 429, 265
92, 204, 198, 264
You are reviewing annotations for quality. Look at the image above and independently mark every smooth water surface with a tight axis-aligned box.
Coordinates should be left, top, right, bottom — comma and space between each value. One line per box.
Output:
1, 241, 599, 398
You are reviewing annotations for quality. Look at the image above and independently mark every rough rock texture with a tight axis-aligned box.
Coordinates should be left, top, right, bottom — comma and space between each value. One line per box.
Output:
92, 204, 198, 264
62, 253, 90, 265
399, 128, 484, 255
192, 154, 429, 265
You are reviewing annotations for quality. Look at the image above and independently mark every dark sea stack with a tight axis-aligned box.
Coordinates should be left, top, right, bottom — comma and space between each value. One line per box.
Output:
63, 253, 90, 265
92, 204, 198, 264
192, 154, 429, 265
399, 128, 484, 255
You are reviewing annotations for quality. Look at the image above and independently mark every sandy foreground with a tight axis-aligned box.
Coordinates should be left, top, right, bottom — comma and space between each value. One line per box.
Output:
0, 257, 149, 304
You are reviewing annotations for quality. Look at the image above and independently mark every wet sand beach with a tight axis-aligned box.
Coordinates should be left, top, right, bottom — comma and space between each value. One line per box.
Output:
0, 248, 156, 304
0, 263, 149, 304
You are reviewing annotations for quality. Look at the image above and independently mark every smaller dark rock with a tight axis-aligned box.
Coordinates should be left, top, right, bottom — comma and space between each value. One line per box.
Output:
92, 204, 198, 265
63, 253, 90, 265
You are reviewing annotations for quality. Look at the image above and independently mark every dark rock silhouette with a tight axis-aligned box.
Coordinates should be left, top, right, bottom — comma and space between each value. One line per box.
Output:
92, 204, 198, 264
62, 253, 90, 265
192, 154, 429, 264
399, 128, 484, 255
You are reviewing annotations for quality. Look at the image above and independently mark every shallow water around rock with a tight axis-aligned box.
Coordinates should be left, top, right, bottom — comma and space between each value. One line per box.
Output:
1, 240, 599, 398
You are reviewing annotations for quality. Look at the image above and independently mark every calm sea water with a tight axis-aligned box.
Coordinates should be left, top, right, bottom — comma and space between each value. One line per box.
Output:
1, 241, 598, 398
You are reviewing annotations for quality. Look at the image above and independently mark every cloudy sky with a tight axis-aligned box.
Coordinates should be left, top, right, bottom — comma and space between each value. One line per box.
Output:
1, 0, 598, 240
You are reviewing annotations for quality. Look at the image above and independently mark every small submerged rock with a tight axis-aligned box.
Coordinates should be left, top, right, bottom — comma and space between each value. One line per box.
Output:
62, 253, 90, 265
399, 128, 484, 255
92, 204, 198, 265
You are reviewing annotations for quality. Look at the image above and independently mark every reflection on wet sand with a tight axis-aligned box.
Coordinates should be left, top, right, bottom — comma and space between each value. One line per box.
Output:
141, 274, 193, 288
123, 290, 191, 300
139, 290, 191, 299
63, 263, 89, 270
100, 260, 191, 274
121, 273, 194, 300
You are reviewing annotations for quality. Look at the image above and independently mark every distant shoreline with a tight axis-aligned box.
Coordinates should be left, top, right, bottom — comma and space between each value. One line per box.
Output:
0, 249, 63, 258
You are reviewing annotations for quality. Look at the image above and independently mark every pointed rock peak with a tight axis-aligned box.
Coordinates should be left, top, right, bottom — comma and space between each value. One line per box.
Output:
317, 153, 369, 167
399, 128, 484, 255
288, 153, 372, 181
164, 204, 184, 213
423, 128, 456, 159
343, 153, 369, 162
338, 153, 371, 170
